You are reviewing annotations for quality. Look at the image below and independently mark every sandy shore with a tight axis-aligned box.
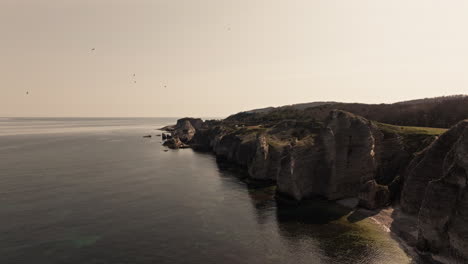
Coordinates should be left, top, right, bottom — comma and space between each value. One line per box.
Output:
354, 206, 445, 264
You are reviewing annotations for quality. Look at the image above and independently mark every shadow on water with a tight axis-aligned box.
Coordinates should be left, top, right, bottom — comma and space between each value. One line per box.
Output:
214, 158, 415, 264
274, 200, 381, 263
347, 209, 380, 223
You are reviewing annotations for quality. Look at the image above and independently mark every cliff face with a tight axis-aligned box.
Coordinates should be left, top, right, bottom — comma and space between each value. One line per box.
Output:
162, 112, 467, 262
401, 121, 468, 214
248, 134, 282, 180
276, 134, 327, 200
322, 111, 380, 199
276, 110, 381, 201
166, 110, 427, 207
399, 120, 468, 261
173, 118, 204, 143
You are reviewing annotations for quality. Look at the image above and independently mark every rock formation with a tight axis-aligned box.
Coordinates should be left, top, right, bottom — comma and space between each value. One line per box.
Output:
401, 121, 468, 214
358, 180, 390, 210
173, 118, 204, 143
274, 113, 373, 200
163, 137, 189, 149
161, 110, 467, 262
161, 118, 204, 149
399, 120, 468, 262
166, 111, 423, 204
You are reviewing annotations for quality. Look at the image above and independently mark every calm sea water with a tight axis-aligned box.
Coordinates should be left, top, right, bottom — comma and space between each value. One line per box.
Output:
0, 118, 412, 264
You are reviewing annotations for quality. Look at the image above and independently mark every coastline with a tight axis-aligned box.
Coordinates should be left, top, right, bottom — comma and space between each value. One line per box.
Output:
160, 112, 468, 264
357, 206, 443, 264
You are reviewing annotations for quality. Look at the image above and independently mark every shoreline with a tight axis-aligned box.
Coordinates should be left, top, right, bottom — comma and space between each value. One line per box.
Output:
160, 125, 424, 262
358, 206, 442, 264
161, 114, 468, 263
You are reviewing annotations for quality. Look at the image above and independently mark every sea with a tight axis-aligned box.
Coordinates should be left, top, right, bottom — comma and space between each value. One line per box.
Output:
0, 117, 413, 264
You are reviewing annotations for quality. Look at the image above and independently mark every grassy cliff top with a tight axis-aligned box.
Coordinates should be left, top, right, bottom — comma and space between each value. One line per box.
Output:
375, 122, 448, 136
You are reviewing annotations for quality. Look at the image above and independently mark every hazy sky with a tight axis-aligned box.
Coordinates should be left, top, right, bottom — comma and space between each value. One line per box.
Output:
1, 0, 467, 117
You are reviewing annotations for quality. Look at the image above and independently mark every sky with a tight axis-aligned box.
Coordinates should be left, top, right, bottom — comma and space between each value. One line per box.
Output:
1, 0, 467, 117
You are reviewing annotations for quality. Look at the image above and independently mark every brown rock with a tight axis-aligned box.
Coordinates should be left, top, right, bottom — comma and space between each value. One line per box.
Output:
401, 120, 468, 214
415, 121, 468, 261
163, 137, 189, 149
358, 180, 390, 210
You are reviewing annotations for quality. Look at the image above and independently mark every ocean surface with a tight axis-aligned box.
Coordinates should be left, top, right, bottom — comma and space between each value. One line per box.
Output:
0, 118, 413, 264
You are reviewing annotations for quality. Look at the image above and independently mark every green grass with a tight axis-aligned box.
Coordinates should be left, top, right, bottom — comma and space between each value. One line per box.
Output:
266, 136, 290, 148
375, 122, 447, 136
235, 126, 266, 135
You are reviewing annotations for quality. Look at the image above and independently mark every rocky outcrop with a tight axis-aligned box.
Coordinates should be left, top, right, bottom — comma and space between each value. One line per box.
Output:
275, 111, 381, 200
167, 111, 426, 205
160, 118, 204, 149
247, 134, 270, 179
321, 110, 380, 199
373, 132, 409, 185
248, 134, 282, 180
401, 121, 468, 214
276, 137, 328, 200
397, 120, 468, 262
213, 132, 257, 167
162, 112, 467, 262
163, 137, 189, 149
358, 180, 390, 210
173, 118, 204, 143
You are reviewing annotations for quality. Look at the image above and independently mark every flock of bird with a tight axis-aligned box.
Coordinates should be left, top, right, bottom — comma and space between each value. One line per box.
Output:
26, 45, 180, 96
24, 24, 236, 96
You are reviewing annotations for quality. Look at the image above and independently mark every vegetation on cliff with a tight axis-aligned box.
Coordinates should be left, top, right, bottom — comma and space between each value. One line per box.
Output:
161, 95, 468, 263
227, 95, 468, 129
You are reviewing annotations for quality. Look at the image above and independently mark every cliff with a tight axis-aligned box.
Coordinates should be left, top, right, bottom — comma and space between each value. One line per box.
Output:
165, 110, 468, 263
160, 109, 468, 262
227, 95, 468, 129
400, 120, 468, 262
162, 111, 436, 206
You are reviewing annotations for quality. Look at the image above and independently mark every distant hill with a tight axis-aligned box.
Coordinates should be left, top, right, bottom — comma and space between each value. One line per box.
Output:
394, 95, 468, 105
227, 95, 468, 128
246, 101, 338, 113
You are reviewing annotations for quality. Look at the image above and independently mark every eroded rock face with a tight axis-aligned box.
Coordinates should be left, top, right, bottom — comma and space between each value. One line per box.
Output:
163, 137, 189, 149
401, 121, 468, 214
248, 134, 270, 179
173, 118, 204, 143
164, 115, 468, 261
276, 110, 380, 201
358, 180, 390, 210
414, 121, 468, 261
276, 138, 328, 200
167, 113, 428, 209
176, 118, 204, 130
323, 110, 379, 200
247, 134, 282, 180
373, 132, 408, 185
